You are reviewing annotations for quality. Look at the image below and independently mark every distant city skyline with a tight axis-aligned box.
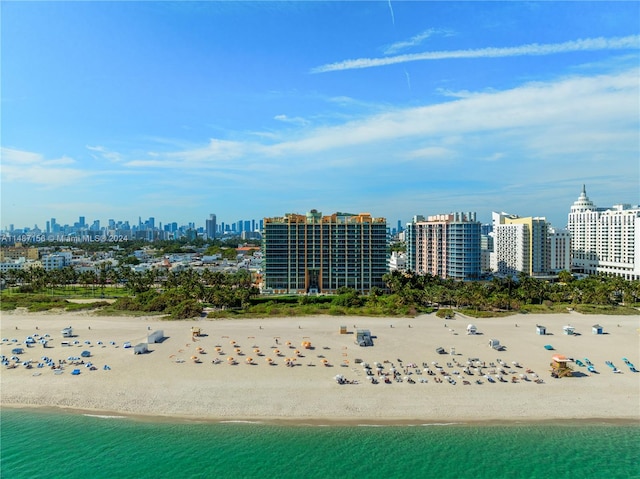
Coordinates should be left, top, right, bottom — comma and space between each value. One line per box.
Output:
2, 2, 638, 230
2, 184, 639, 235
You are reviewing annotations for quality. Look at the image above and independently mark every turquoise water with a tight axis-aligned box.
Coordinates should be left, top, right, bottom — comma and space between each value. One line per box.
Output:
1, 410, 638, 479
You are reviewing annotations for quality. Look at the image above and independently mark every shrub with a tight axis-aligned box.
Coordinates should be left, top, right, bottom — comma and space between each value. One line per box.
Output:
169, 299, 202, 319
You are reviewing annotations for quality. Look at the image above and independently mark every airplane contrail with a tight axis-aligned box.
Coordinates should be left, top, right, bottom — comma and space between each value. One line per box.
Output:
387, 0, 395, 26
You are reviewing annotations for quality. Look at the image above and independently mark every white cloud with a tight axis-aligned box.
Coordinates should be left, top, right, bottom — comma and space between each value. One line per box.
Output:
86, 145, 123, 163
1, 164, 89, 187
406, 146, 456, 161
122, 68, 637, 184
383, 29, 454, 55
311, 35, 640, 73
274, 114, 310, 126
1, 147, 42, 165
0, 148, 87, 187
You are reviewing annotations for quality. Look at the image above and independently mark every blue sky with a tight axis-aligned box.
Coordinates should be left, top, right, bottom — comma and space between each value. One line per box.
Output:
2, 1, 639, 231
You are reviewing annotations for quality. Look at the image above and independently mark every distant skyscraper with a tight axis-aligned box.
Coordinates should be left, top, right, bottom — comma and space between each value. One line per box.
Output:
206, 214, 217, 240
568, 185, 640, 280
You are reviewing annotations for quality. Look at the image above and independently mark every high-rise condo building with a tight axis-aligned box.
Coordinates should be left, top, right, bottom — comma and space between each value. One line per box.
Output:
490, 212, 550, 276
406, 212, 481, 280
568, 186, 640, 280
262, 210, 388, 294
548, 227, 571, 273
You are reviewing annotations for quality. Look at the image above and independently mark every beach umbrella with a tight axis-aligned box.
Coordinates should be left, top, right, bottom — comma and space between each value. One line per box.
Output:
227, 356, 234, 362
285, 341, 291, 346
109, 341, 116, 345
97, 341, 103, 345
265, 357, 273, 363
230, 340, 236, 345
246, 357, 253, 363
273, 349, 280, 355
191, 356, 198, 360
84, 340, 91, 345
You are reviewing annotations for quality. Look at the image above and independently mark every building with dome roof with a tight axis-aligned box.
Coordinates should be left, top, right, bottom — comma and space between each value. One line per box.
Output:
567, 185, 640, 280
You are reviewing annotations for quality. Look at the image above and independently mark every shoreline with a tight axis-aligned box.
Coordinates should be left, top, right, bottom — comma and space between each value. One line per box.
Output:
2, 310, 638, 425
2, 404, 638, 427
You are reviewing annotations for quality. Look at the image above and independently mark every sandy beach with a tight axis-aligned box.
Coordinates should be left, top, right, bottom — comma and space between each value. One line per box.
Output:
1, 309, 638, 424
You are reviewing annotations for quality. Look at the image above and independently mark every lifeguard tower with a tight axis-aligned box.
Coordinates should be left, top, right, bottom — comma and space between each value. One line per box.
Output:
550, 354, 573, 378
191, 327, 202, 340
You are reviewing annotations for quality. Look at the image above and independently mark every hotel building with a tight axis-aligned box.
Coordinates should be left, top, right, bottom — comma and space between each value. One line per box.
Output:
568, 186, 640, 280
490, 212, 550, 276
261, 210, 387, 294
405, 212, 481, 280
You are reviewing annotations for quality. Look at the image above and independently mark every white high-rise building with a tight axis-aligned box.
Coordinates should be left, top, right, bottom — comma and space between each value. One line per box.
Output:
568, 186, 640, 280
548, 227, 571, 273
490, 212, 550, 276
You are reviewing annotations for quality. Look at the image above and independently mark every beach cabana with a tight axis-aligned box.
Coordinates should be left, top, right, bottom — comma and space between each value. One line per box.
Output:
356, 330, 373, 347
147, 330, 164, 344
563, 325, 575, 336
133, 343, 148, 355
466, 324, 477, 335
488, 339, 504, 351
81, 350, 91, 358
592, 324, 604, 335
61, 327, 73, 338
536, 325, 546, 335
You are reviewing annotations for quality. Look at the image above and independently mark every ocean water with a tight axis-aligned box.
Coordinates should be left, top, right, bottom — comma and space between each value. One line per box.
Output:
1, 410, 638, 479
